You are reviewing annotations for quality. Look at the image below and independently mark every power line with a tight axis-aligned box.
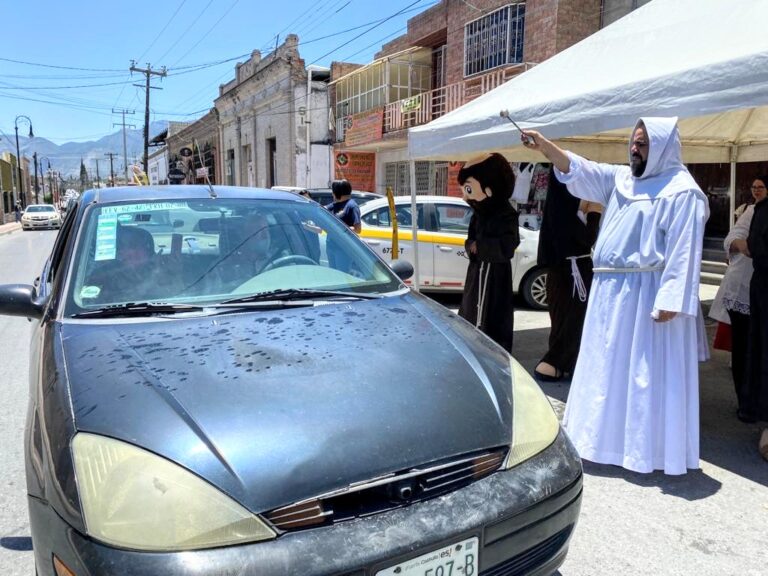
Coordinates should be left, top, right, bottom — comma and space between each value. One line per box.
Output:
154, 0, 215, 63
309, 0, 429, 65
0, 56, 123, 72
169, 0, 242, 68
137, 0, 189, 63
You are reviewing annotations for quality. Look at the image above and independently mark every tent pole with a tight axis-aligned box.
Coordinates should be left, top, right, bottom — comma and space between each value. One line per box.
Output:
410, 160, 420, 292
729, 145, 737, 228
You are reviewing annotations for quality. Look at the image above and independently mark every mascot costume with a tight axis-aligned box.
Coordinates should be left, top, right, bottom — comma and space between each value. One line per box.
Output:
458, 153, 520, 352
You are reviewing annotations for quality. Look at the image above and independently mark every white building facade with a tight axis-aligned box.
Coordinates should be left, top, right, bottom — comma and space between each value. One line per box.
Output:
214, 35, 332, 189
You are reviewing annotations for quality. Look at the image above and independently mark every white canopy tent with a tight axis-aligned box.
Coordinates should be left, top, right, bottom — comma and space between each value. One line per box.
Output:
404, 0, 768, 288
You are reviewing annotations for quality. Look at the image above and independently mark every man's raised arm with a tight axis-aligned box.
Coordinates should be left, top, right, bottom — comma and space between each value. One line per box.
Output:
520, 130, 571, 174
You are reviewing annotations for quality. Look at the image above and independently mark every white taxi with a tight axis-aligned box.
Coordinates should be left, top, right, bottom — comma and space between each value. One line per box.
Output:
359, 196, 547, 309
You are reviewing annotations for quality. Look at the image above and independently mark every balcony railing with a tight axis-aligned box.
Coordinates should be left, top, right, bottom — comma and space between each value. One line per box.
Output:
383, 64, 531, 134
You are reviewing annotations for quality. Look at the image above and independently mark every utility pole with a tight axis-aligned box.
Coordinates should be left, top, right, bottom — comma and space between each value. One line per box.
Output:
95, 158, 101, 188
33, 152, 40, 204
130, 61, 166, 172
105, 152, 117, 187
112, 108, 136, 183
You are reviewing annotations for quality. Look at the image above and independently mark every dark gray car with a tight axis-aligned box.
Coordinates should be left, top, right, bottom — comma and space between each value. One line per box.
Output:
0, 186, 581, 576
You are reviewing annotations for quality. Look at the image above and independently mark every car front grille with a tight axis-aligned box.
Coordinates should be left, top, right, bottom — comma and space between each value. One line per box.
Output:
265, 448, 507, 532
480, 528, 571, 576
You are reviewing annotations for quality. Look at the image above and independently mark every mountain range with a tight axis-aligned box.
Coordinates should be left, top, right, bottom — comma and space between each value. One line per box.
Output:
0, 120, 169, 179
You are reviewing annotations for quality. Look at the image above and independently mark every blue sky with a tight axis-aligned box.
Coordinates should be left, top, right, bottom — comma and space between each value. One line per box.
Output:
0, 0, 436, 144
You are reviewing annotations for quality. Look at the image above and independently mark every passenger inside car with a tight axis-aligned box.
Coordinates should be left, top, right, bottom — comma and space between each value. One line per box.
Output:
84, 225, 163, 303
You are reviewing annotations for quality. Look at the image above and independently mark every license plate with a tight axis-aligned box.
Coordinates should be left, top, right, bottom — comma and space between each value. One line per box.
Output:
376, 537, 478, 576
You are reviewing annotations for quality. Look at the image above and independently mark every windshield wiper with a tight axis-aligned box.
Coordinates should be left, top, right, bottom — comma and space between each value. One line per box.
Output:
72, 302, 205, 318
217, 288, 382, 306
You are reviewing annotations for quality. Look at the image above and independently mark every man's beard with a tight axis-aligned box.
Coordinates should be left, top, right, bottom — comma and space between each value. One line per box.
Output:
631, 154, 647, 177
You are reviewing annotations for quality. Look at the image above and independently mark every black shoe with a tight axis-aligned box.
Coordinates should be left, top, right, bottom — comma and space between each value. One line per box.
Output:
534, 368, 564, 382
736, 409, 757, 423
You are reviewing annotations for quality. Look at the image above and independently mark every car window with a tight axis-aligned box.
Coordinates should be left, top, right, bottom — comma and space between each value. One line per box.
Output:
362, 204, 425, 229
435, 203, 472, 234
27, 205, 56, 213
64, 198, 403, 316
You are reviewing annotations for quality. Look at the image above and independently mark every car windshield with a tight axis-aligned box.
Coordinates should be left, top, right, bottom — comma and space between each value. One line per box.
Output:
26, 205, 56, 213
63, 197, 403, 316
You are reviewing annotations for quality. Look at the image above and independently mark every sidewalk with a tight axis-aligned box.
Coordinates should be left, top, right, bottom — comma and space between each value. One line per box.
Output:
0, 222, 21, 236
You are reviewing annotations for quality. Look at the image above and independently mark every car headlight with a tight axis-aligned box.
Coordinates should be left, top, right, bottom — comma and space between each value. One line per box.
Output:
72, 433, 276, 551
504, 357, 560, 468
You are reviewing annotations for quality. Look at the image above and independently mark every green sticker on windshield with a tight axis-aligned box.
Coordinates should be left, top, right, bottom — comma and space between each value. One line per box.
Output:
94, 214, 118, 261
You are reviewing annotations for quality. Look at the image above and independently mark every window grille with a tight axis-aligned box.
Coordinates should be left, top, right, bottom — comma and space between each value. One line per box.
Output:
464, 3, 525, 77
385, 161, 446, 196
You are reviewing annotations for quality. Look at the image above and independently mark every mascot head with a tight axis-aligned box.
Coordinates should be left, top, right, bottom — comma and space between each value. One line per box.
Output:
458, 153, 515, 209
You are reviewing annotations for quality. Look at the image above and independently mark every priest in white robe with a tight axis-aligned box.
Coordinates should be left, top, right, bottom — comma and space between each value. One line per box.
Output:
521, 117, 709, 475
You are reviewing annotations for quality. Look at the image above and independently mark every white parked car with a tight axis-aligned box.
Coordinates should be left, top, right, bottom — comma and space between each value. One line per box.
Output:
359, 196, 548, 309
21, 204, 61, 231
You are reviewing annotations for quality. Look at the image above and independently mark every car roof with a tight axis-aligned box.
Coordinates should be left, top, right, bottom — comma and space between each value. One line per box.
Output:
307, 188, 382, 196
360, 195, 468, 212
26, 204, 56, 208
80, 185, 305, 205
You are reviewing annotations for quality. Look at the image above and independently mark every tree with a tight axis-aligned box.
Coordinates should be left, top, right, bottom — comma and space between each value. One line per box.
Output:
79, 158, 89, 192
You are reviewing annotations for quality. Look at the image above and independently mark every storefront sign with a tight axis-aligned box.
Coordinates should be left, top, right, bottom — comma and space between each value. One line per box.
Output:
344, 109, 384, 148
400, 96, 422, 113
335, 151, 375, 192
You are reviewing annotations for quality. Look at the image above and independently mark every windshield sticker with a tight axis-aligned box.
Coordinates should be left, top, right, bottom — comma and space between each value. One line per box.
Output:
80, 285, 101, 299
101, 202, 188, 215
94, 214, 118, 261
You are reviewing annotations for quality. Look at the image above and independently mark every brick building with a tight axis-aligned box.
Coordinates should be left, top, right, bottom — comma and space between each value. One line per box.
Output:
331, 0, 607, 197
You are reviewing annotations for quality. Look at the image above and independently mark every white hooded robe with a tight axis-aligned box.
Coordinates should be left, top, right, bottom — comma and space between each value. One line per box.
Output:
556, 117, 709, 475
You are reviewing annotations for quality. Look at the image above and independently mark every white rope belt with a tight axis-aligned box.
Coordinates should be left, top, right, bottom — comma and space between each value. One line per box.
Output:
476, 261, 491, 328
566, 254, 592, 302
592, 264, 664, 273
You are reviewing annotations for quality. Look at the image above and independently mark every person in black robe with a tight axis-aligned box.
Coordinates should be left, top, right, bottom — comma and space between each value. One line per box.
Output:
534, 168, 602, 381
457, 153, 520, 352
743, 182, 768, 423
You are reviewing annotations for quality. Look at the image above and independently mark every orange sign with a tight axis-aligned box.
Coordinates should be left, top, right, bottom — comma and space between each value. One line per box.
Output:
344, 108, 384, 148
335, 152, 375, 192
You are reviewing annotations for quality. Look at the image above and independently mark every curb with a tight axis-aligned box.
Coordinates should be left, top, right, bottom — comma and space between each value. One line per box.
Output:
0, 225, 21, 237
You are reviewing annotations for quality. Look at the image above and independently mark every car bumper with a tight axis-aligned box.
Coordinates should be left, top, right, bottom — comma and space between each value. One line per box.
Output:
31, 431, 582, 576
22, 220, 59, 229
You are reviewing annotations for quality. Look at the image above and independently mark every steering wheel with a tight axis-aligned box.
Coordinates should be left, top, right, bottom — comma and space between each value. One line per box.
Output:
261, 254, 317, 273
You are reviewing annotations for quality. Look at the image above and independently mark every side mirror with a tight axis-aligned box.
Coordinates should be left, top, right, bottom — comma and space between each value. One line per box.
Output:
0, 284, 44, 319
389, 259, 414, 281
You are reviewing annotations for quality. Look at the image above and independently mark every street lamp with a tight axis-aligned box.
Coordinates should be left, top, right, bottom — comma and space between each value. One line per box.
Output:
14, 115, 33, 209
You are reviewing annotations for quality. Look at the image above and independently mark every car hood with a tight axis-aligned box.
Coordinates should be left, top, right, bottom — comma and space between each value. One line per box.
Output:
61, 292, 514, 513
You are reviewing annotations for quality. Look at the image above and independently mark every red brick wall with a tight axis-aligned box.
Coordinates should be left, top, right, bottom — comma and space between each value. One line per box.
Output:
555, 0, 602, 54
376, 0, 602, 84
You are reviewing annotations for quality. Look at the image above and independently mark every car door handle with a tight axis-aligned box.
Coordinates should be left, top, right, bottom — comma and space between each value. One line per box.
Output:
366, 240, 381, 246
437, 245, 453, 252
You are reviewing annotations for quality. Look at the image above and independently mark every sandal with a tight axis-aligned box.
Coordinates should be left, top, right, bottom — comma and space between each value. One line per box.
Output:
534, 363, 564, 382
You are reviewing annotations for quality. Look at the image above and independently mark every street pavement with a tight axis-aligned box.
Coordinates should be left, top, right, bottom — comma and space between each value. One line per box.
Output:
0, 227, 57, 576
0, 226, 766, 575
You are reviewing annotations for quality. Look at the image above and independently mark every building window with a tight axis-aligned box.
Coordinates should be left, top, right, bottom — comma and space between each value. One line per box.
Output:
384, 161, 448, 196
226, 149, 235, 186
266, 138, 277, 188
464, 3, 526, 77
600, 0, 652, 28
